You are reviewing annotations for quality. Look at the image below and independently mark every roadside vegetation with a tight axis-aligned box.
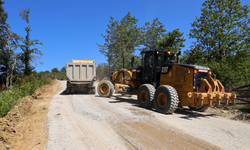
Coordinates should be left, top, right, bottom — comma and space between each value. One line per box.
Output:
0, 73, 51, 117
0, 67, 66, 117
0, 1, 68, 117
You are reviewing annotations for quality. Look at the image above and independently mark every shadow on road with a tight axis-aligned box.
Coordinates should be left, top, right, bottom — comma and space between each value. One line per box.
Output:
109, 95, 139, 105
60, 90, 96, 96
105, 95, 217, 119
60, 90, 67, 95
174, 107, 217, 120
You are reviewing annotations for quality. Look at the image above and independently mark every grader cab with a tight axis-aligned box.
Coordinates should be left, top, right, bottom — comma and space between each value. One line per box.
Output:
97, 49, 236, 114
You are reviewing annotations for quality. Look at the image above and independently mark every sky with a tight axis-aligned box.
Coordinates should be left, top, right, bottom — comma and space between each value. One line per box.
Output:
3, 0, 250, 72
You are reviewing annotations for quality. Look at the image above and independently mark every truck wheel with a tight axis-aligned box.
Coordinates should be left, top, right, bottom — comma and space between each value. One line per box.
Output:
188, 106, 209, 112
71, 87, 75, 94
66, 87, 71, 94
88, 86, 96, 94
137, 84, 155, 108
97, 80, 114, 97
154, 85, 179, 114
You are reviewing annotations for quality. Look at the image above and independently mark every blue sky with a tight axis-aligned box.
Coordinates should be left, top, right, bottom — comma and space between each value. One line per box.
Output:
4, 0, 250, 72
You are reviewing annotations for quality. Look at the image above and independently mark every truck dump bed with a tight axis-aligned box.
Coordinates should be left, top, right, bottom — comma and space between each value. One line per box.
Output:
66, 60, 96, 94
66, 60, 96, 83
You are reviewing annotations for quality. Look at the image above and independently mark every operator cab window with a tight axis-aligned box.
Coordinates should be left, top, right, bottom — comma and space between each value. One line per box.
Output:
143, 52, 153, 81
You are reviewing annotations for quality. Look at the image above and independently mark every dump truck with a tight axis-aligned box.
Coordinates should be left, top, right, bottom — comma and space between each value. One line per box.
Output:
66, 60, 96, 94
97, 49, 236, 114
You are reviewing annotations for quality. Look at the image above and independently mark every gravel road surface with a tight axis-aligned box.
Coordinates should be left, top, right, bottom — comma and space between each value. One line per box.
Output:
44, 81, 250, 150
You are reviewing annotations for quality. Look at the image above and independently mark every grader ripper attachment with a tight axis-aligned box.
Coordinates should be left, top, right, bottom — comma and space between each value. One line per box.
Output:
97, 49, 236, 114
187, 77, 236, 108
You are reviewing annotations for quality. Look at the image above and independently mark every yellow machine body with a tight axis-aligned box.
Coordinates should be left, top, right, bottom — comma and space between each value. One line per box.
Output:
106, 49, 236, 110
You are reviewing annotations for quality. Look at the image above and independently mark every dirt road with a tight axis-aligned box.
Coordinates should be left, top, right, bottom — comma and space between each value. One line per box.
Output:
45, 81, 250, 150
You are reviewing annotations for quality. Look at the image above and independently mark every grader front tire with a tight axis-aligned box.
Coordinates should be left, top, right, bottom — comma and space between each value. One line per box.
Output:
137, 84, 155, 108
154, 85, 179, 114
97, 80, 114, 97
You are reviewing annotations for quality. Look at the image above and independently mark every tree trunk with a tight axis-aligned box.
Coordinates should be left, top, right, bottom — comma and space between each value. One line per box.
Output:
5, 73, 9, 89
9, 53, 19, 88
5, 60, 10, 89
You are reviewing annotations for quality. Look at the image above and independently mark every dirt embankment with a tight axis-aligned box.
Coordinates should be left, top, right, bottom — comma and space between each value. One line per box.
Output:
205, 107, 250, 123
0, 80, 60, 150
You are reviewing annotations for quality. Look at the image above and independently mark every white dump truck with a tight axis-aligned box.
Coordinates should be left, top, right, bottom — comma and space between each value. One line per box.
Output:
66, 60, 96, 94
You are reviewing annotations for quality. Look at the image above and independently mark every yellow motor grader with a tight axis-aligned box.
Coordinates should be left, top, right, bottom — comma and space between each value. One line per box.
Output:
97, 49, 236, 113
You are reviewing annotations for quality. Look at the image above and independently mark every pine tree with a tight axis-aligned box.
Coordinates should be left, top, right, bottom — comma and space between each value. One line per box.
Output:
185, 0, 250, 87
19, 8, 43, 75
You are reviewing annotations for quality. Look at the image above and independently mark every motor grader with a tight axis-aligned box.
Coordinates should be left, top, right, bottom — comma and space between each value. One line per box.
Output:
97, 49, 236, 114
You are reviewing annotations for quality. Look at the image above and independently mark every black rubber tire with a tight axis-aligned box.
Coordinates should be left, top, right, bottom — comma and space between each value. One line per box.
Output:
154, 85, 179, 114
66, 87, 71, 94
70, 87, 75, 94
137, 84, 155, 108
66, 81, 71, 94
188, 106, 209, 112
97, 80, 114, 97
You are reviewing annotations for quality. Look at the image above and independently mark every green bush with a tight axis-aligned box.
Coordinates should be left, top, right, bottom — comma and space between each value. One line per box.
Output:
0, 73, 52, 117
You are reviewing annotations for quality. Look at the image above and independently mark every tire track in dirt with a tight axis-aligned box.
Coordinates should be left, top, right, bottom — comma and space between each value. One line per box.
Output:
45, 81, 134, 150
88, 94, 219, 150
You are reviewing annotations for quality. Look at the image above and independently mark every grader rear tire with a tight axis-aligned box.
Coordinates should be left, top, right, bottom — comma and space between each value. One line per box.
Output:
97, 80, 114, 97
154, 85, 179, 114
137, 84, 155, 108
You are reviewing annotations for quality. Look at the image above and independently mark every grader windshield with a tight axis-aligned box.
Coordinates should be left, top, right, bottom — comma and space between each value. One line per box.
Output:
156, 52, 175, 69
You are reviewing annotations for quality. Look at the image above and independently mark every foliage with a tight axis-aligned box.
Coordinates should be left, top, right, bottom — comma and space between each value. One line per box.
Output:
97, 12, 142, 71
0, 73, 52, 117
50, 67, 67, 80
156, 28, 185, 53
183, 0, 250, 88
51, 68, 59, 74
0, 1, 21, 89
96, 63, 110, 80
0, 0, 8, 36
141, 17, 166, 51
19, 8, 43, 75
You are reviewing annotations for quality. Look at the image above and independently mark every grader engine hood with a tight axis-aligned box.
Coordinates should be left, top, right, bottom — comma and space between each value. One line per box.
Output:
171, 63, 236, 108
175, 63, 210, 70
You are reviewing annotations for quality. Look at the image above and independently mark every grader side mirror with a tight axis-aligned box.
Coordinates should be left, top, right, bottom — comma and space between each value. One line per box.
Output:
131, 57, 134, 67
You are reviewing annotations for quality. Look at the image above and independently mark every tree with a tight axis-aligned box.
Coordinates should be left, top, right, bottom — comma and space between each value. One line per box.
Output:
60, 67, 66, 74
96, 63, 109, 80
0, 0, 21, 89
97, 12, 142, 71
141, 17, 166, 51
97, 16, 119, 73
51, 68, 59, 74
156, 29, 185, 53
185, 0, 250, 87
19, 8, 43, 75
